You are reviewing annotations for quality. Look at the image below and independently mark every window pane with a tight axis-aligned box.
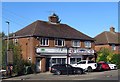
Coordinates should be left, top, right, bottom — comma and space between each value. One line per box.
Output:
55, 39, 57, 45
57, 58, 61, 64
52, 58, 56, 63
73, 40, 80, 47
112, 44, 116, 50
70, 58, 75, 64
40, 38, 43, 45
62, 58, 66, 64
85, 41, 91, 48
77, 58, 81, 62
46, 39, 48, 45
58, 39, 62, 46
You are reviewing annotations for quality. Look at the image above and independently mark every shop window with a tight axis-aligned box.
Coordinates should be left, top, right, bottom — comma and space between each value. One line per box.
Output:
77, 58, 81, 62
52, 58, 57, 64
40, 38, 49, 46
84, 41, 91, 48
70, 58, 75, 64
52, 58, 66, 64
55, 39, 65, 46
57, 58, 61, 64
61, 58, 66, 64
72, 40, 80, 47
70, 58, 81, 64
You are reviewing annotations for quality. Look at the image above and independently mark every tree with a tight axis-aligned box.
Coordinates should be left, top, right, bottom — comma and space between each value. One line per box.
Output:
96, 48, 120, 69
96, 48, 113, 62
111, 54, 120, 69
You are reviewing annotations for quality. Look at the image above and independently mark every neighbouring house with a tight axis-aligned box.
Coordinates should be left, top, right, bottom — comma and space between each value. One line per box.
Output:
94, 27, 120, 54
10, 13, 96, 72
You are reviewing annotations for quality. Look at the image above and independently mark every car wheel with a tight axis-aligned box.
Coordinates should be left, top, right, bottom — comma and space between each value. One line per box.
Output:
56, 70, 61, 75
87, 67, 92, 72
76, 69, 82, 75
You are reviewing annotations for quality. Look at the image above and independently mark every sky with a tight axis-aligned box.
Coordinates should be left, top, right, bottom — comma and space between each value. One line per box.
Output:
1, 2, 118, 38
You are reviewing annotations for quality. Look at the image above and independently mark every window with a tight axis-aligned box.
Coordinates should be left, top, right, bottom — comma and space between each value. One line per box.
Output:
111, 44, 116, 50
77, 58, 81, 62
52, 58, 66, 64
72, 40, 80, 47
52, 58, 57, 64
13, 38, 18, 44
55, 39, 65, 46
40, 38, 49, 46
70, 58, 81, 64
84, 41, 91, 48
70, 58, 75, 64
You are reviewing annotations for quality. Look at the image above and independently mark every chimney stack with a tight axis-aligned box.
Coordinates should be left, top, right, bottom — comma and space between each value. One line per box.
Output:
48, 13, 61, 24
110, 27, 115, 33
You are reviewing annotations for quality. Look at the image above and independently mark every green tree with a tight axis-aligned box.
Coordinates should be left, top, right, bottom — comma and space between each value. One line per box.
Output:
96, 48, 113, 62
111, 54, 120, 69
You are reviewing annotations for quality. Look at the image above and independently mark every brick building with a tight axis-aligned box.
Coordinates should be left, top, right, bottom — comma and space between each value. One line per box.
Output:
11, 13, 96, 72
94, 27, 120, 54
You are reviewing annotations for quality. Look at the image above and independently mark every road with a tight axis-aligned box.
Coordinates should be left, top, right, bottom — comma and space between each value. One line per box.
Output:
3, 69, 119, 80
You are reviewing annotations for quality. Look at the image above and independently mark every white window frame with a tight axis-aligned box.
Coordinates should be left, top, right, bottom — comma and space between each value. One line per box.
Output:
55, 39, 65, 47
13, 38, 18, 44
40, 38, 49, 46
84, 41, 91, 48
111, 44, 116, 50
72, 40, 80, 47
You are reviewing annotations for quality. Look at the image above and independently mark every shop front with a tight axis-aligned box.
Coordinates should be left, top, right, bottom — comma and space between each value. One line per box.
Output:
36, 47, 95, 72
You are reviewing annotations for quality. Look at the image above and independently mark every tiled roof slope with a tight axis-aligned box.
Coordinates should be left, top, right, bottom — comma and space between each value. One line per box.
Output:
15, 20, 94, 41
94, 31, 120, 45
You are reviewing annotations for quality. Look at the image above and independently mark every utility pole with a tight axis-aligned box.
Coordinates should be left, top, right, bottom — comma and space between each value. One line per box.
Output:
67, 47, 69, 76
6, 21, 10, 65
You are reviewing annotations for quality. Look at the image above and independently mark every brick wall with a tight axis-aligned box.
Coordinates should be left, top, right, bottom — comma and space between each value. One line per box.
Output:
95, 44, 120, 54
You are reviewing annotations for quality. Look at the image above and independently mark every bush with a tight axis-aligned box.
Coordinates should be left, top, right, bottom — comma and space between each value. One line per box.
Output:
111, 54, 120, 69
13, 59, 35, 76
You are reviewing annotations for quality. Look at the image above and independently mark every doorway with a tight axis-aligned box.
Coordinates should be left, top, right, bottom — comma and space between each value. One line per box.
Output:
36, 58, 41, 72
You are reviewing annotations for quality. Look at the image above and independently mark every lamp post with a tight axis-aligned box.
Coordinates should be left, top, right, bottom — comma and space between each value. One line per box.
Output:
66, 47, 69, 76
65, 45, 71, 76
6, 21, 10, 65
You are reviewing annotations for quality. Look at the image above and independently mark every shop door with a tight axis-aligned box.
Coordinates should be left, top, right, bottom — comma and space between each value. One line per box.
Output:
36, 58, 41, 72
46, 58, 51, 71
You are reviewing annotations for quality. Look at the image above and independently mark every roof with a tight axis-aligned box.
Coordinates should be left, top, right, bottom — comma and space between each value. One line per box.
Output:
15, 20, 94, 41
94, 31, 120, 45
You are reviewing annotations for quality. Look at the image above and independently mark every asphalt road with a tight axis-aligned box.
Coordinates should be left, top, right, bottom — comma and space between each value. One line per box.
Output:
3, 69, 119, 80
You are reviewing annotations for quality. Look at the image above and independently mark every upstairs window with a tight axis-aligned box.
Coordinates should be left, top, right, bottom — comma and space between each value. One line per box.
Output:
55, 39, 65, 46
84, 41, 91, 48
13, 38, 18, 45
40, 38, 49, 46
72, 40, 80, 47
111, 44, 116, 50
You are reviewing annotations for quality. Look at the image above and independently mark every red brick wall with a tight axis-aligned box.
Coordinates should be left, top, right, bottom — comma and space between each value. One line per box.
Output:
95, 44, 120, 54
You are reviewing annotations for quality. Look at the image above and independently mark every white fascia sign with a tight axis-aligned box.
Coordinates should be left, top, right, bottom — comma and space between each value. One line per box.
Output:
36, 48, 95, 54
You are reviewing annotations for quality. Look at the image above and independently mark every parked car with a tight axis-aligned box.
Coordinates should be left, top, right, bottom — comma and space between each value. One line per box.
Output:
96, 61, 110, 71
50, 64, 85, 75
106, 62, 117, 70
0, 69, 6, 78
71, 60, 97, 72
